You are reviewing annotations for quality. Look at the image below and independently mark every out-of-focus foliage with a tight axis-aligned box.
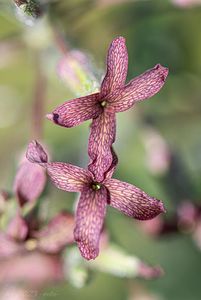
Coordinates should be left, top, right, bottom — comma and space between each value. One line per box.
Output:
1, 0, 201, 299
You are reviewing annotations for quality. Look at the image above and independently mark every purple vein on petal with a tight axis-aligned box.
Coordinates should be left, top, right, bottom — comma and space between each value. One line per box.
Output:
26, 140, 90, 193
88, 111, 116, 182
74, 186, 107, 260
46, 162, 91, 192
104, 178, 165, 220
107, 64, 169, 113
46, 93, 102, 128
100, 36, 128, 98
26, 140, 48, 164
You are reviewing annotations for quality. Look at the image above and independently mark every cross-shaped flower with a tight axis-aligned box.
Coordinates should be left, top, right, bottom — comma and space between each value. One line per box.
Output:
47, 37, 168, 182
26, 140, 165, 260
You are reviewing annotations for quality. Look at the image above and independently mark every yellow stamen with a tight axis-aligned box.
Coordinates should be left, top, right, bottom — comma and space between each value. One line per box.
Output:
25, 239, 37, 251
92, 183, 101, 191
100, 100, 107, 107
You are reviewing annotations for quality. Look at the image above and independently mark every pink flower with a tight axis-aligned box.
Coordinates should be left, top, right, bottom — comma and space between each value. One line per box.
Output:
26, 140, 165, 260
47, 37, 168, 182
14, 156, 46, 206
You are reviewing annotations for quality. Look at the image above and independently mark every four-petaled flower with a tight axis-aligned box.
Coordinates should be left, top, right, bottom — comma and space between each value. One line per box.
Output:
26, 140, 165, 260
47, 37, 168, 182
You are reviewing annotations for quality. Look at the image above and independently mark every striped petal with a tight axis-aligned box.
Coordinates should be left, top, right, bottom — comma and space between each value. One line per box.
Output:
46, 93, 102, 128
88, 111, 116, 182
74, 186, 108, 260
46, 162, 91, 192
104, 179, 165, 220
26, 140, 91, 192
107, 64, 168, 112
104, 147, 118, 180
100, 37, 128, 98
26, 140, 48, 164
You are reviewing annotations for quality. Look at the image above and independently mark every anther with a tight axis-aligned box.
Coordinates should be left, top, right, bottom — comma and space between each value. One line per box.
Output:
25, 239, 37, 251
100, 100, 107, 107
91, 183, 101, 191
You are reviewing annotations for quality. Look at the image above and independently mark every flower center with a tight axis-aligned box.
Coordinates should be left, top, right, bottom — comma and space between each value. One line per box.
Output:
91, 182, 101, 191
100, 100, 107, 108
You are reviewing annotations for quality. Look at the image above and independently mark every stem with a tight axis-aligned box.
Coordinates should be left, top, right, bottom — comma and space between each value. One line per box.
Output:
31, 53, 47, 140
53, 27, 70, 56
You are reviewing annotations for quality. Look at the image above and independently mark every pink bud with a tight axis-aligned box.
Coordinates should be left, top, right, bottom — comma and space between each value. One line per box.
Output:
7, 214, 28, 241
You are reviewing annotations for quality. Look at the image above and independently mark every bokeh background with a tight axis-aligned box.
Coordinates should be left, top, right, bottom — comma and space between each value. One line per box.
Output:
1, 0, 201, 299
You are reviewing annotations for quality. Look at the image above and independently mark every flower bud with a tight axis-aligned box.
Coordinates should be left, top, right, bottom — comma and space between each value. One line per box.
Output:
7, 214, 28, 241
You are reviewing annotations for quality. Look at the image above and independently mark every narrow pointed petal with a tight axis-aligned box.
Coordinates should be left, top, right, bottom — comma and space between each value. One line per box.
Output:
74, 186, 107, 260
46, 162, 91, 192
47, 93, 102, 128
14, 159, 46, 206
88, 111, 116, 182
100, 37, 128, 98
26, 140, 91, 192
104, 179, 165, 220
35, 212, 75, 253
107, 64, 168, 112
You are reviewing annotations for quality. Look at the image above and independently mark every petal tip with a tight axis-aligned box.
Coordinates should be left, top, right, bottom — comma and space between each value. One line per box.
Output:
26, 140, 48, 164
112, 36, 126, 45
117, 36, 126, 41
77, 241, 99, 260
154, 64, 169, 81
46, 113, 60, 124
158, 200, 166, 214
46, 113, 53, 121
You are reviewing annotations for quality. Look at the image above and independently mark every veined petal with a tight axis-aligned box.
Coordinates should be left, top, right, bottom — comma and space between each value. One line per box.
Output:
107, 64, 168, 112
47, 93, 102, 128
46, 162, 91, 192
14, 159, 46, 206
100, 37, 128, 98
26, 140, 91, 192
74, 186, 108, 260
88, 111, 116, 182
35, 212, 74, 253
105, 179, 165, 220
104, 147, 118, 180
26, 140, 48, 164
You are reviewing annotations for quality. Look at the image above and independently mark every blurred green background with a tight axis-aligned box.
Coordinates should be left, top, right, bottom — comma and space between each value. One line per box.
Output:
1, 0, 201, 299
